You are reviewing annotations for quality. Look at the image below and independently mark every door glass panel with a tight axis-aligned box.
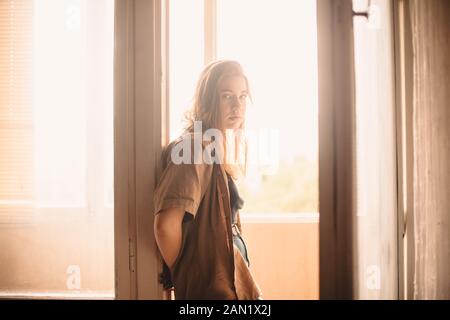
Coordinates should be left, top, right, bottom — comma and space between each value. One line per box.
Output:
0, 0, 115, 298
217, 0, 319, 299
169, 0, 204, 141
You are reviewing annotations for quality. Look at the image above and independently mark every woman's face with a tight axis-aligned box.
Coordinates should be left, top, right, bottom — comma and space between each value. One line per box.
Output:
217, 75, 248, 130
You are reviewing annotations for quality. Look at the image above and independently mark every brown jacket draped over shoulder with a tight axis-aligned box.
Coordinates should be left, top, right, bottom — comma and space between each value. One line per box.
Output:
154, 134, 262, 300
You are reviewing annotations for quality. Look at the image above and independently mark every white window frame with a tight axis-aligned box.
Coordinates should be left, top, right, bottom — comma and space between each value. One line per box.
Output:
204, 0, 217, 64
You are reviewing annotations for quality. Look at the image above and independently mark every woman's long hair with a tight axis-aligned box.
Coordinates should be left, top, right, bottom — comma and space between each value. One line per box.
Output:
183, 60, 250, 180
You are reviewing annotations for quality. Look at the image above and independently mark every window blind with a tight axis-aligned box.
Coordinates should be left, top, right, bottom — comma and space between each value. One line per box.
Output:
0, 0, 34, 220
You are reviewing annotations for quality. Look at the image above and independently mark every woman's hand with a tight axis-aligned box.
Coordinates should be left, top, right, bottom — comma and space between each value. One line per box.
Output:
154, 207, 185, 271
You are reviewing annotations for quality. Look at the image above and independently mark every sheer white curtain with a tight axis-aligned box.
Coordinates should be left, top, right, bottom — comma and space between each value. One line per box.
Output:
352, 0, 398, 299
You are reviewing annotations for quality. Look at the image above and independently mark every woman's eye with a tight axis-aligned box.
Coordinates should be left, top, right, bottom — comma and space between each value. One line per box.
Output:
221, 94, 247, 102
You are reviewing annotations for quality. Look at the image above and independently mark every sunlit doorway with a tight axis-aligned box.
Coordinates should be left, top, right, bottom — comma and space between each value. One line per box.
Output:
169, 0, 319, 299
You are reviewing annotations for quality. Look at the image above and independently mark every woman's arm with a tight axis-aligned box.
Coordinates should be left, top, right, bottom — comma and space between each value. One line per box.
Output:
154, 207, 185, 271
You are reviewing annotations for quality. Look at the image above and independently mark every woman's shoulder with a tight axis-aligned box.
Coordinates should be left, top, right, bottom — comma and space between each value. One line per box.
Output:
161, 132, 211, 168
160, 134, 187, 164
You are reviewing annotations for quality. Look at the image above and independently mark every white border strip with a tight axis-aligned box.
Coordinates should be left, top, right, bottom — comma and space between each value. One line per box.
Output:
204, 0, 217, 64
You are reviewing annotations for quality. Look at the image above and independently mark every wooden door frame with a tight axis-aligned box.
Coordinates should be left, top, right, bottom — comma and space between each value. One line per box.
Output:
114, 0, 168, 299
317, 0, 357, 299
393, 0, 415, 300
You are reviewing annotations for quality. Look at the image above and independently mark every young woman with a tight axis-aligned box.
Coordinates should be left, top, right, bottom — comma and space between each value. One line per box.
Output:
153, 60, 263, 300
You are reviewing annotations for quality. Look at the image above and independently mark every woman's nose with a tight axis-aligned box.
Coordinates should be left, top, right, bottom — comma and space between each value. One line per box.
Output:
232, 97, 243, 109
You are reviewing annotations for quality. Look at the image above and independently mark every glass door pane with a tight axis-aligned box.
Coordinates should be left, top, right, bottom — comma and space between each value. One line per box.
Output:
169, 0, 204, 141
0, 0, 115, 298
217, 0, 319, 299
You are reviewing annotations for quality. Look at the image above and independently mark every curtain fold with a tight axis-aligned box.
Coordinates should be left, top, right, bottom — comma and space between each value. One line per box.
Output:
410, 0, 450, 300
